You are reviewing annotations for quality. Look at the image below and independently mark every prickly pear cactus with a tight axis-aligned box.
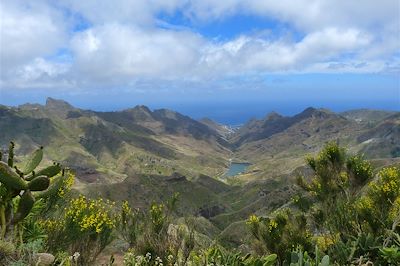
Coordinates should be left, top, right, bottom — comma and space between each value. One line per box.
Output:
0, 141, 68, 240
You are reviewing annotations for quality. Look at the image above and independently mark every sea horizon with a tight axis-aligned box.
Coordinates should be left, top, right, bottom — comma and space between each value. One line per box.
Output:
1, 97, 399, 125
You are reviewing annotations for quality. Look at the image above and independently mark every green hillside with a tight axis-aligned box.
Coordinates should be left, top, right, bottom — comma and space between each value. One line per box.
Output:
0, 100, 399, 265
0, 98, 231, 184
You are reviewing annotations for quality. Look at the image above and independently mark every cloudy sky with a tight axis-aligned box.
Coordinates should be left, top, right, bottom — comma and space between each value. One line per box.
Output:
0, 0, 399, 122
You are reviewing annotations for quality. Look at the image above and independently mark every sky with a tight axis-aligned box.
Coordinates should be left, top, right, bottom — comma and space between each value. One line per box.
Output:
0, 0, 399, 123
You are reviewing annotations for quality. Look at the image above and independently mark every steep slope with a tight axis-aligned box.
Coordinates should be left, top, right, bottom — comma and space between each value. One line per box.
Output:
230, 108, 339, 147
199, 118, 234, 139
238, 108, 358, 153
0, 98, 231, 183
95, 105, 232, 178
83, 172, 230, 215
0, 105, 60, 150
2, 100, 398, 185
341, 109, 396, 125
356, 113, 400, 158
96, 107, 228, 143
229, 111, 286, 146
231, 107, 399, 181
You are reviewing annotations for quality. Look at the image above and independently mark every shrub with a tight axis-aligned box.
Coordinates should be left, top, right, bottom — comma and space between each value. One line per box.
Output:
356, 167, 400, 240
199, 246, 277, 266
41, 195, 116, 265
119, 193, 198, 265
295, 143, 400, 264
246, 209, 313, 261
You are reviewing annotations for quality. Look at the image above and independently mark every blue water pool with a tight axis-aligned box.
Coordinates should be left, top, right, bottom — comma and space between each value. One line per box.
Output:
225, 163, 250, 177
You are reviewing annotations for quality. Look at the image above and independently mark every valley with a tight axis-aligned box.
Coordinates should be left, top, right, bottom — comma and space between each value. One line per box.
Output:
0, 98, 399, 250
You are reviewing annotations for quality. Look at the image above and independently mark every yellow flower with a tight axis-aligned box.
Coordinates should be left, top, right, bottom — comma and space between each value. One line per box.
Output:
314, 233, 339, 252
339, 172, 349, 183
63, 195, 116, 233
268, 220, 278, 232
246, 214, 260, 225
57, 171, 75, 197
389, 196, 400, 222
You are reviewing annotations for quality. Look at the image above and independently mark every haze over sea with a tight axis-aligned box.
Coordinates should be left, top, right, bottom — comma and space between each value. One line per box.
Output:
2, 95, 398, 125
164, 100, 400, 125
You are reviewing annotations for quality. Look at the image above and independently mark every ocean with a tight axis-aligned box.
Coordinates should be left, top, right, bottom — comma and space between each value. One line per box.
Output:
161, 100, 400, 125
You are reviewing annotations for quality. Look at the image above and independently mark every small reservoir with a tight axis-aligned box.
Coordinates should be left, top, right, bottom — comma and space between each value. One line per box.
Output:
225, 162, 251, 177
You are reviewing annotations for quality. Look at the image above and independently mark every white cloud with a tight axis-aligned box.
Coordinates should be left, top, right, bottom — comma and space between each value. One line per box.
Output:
199, 28, 372, 74
0, 0, 399, 91
188, 0, 399, 31
0, 57, 72, 90
0, 1, 67, 68
293, 28, 371, 63
69, 24, 204, 84
65, 25, 374, 85
17, 58, 69, 81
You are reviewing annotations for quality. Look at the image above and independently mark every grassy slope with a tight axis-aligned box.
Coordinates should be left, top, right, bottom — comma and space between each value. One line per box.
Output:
0, 100, 231, 183
2, 102, 399, 249
230, 109, 400, 182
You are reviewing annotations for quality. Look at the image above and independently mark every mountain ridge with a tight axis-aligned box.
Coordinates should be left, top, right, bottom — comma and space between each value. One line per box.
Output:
1, 98, 399, 185
1, 98, 399, 243
1, 98, 231, 183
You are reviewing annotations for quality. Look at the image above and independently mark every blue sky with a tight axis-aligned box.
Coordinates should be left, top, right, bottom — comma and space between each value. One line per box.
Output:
0, 0, 399, 123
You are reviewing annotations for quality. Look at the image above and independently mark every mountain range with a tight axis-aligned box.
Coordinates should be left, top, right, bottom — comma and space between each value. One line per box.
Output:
0, 98, 399, 246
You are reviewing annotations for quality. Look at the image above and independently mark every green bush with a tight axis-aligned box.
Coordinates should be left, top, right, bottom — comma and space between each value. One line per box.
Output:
41, 195, 116, 265
118, 193, 196, 265
246, 209, 313, 261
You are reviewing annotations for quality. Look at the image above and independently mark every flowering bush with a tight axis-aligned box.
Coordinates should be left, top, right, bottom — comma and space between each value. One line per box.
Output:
346, 155, 373, 185
356, 167, 400, 238
40, 170, 75, 214
314, 233, 340, 252
369, 167, 400, 204
295, 143, 400, 264
65, 196, 115, 233
118, 200, 142, 247
118, 193, 200, 265
41, 195, 117, 264
299, 143, 376, 205
57, 171, 75, 197
246, 209, 312, 260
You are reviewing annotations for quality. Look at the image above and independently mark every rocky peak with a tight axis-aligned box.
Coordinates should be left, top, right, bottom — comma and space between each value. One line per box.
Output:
45, 97, 74, 110
296, 107, 331, 120
264, 111, 283, 121
124, 105, 154, 121
44, 98, 75, 118
132, 105, 152, 114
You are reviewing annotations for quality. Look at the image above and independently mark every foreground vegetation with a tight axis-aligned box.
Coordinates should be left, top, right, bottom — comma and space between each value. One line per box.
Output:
0, 141, 399, 265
